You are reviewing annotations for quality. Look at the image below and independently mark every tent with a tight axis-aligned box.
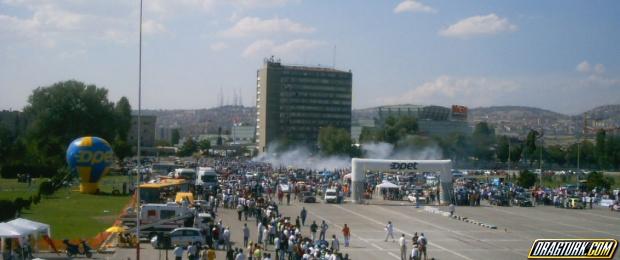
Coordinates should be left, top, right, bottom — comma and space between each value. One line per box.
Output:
0, 223, 34, 238
7, 218, 50, 236
376, 180, 399, 189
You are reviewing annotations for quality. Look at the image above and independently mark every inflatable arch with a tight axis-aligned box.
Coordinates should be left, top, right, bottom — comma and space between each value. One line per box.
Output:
351, 158, 453, 204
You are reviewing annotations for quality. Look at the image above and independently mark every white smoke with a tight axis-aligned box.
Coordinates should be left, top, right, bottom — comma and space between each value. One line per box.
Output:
253, 141, 444, 170
361, 142, 443, 160
252, 143, 350, 170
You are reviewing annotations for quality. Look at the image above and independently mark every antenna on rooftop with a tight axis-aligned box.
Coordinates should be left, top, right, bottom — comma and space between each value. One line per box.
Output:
332, 45, 337, 69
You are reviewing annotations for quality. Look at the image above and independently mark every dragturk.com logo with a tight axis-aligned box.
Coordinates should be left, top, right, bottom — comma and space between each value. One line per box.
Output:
528, 239, 618, 259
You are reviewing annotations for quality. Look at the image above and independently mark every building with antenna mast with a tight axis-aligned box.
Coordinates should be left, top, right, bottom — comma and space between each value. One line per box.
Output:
255, 57, 352, 152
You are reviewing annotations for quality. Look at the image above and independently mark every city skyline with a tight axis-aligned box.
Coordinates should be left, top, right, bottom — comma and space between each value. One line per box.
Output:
1, 0, 619, 114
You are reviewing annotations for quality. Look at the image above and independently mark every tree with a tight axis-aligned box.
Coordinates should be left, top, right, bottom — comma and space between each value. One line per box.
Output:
586, 171, 614, 191
171, 128, 181, 145
509, 143, 523, 165
318, 126, 351, 156
496, 136, 509, 163
525, 130, 539, 165
546, 145, 566, 166
113, 138, 133, 163
0, 125, 12, 164
178, 138, 198, 157
198, 139, 211, 155
517, 169, 537, 188
595, 130, 607, 169
606, 135, 620, 170
114, 97, 132, 141
471, 122, 495, 161
24, 80, 117, 169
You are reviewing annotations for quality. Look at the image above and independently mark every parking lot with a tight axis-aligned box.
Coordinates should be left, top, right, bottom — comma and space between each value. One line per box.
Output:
107, 198, 620, 260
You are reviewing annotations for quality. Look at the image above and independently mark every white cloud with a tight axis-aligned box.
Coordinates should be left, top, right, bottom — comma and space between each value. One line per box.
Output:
210, 42, 229, 51
231, 0, 292, 9
394, 0, 436, 14
143, 19, 167, 35
439, 13, 517, 38
594, 63, 605, 75
220, 17, 315, 37
242, 39, 325, 58
380, 76, 520, 107
577, 60, 606, 75
577, 60, 591, 73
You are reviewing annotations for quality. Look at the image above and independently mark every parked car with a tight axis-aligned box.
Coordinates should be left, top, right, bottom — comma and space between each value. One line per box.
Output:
169, 227, 205, 247
301, 191, 317, 203
513, 195, 533, 207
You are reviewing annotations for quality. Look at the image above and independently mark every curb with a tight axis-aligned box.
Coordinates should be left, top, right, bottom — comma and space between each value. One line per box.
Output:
424, 206, 498, 230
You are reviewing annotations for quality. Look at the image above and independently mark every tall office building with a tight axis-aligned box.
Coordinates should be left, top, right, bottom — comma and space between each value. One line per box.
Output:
256, 59, 352, 152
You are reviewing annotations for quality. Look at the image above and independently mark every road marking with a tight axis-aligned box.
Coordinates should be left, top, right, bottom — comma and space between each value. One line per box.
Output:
306, 210, 401, 260
364, 204, 530, 258
489, 206, 620, 238
335, 205, 475, 260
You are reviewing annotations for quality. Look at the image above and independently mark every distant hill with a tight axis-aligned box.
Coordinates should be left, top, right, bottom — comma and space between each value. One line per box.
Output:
142, 104, 620, 138
142, 105, 256, 137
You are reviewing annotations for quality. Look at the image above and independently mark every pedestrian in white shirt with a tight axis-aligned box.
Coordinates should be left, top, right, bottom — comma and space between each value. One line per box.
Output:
173, 245, 184, 260
399, 234, 407, 260
384, 221, 395, 242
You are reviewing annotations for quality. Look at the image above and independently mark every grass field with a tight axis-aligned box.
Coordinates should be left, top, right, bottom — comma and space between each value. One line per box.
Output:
1, 175, 133, 239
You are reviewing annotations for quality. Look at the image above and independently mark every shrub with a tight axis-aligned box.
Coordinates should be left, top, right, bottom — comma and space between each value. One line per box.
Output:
0, 200, 16, 221
33, 193, 41, 204
39, 181, 55, 196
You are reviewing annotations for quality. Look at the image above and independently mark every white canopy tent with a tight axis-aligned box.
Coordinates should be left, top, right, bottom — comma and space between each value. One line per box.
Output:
376, 180, 399, 189
351, 158, 453, 204
7, 218, 50, 237
0, 223, 34, 238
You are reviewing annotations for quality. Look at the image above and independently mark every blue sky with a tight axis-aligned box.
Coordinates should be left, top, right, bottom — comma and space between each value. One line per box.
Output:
1, 0, 619, 114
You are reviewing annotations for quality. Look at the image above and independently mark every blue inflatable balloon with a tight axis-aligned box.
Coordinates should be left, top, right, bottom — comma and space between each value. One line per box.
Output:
66, 136, 114, 194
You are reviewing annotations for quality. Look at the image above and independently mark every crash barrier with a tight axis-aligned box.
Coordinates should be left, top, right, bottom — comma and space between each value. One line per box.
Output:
423, 206, 497, 230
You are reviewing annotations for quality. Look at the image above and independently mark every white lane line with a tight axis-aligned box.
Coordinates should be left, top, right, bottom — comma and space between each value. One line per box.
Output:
489, 207, 620, 238
306, 210, 401, 260
335, 205, 475, 260
368, 205, 530, 258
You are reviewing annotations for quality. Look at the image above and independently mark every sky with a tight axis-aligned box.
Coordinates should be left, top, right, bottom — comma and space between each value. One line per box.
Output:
1, 0, 619, 115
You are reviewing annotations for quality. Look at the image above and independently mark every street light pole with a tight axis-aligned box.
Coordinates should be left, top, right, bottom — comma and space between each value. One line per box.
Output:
136, 0, 143, 259
577, 141, 581, 170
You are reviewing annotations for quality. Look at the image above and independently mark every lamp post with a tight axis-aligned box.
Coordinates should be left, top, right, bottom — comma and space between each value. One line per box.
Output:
136, 0, 143, 259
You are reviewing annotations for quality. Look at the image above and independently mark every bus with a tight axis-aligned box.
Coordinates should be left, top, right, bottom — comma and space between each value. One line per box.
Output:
139, 178, 190, 203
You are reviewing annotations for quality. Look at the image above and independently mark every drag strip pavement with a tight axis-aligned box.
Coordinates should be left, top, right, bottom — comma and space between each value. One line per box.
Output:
305, 210, 401, 260
360, 204, 530, 258
333, 205, 476, 260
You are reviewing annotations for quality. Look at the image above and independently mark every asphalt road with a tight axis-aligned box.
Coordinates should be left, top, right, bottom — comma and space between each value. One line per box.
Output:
101, 198, 620, 260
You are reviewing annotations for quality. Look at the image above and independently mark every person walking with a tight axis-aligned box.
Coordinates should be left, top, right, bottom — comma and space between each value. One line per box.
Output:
207, 246, 216, 260
384, 221, 395, 242
257, 222, 264, 245
319, 220, 329, 241
173, 244, 184, 260
410, 243, 420, 260
300, 207, 307, 226
331, 235, 340, 253
417, 233, 427, 260
310, 221, 318, 241
188, 242, 198, 260
243, 223, 250, 247
342, 224, 350, 247
398, 234, 407, 260
448, 203, 455, 217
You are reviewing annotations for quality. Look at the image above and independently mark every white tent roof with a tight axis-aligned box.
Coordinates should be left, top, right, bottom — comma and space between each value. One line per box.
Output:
377, 180, 399, 189
7, 218, 51, 236
0, 222, 35, 238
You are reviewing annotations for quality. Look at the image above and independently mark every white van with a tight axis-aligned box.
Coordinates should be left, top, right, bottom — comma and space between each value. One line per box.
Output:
196, 167, 218, 190
324, 188, 338, 203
